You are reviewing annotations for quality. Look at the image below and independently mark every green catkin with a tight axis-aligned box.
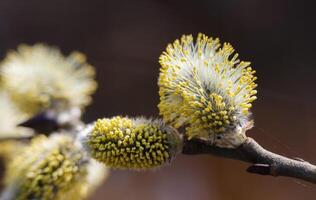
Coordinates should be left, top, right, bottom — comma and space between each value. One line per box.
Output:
3, 134, 89, 200
84, 116, 182, 169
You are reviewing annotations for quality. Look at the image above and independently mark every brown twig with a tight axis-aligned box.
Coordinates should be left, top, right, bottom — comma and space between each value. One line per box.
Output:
182, 137, 316, 184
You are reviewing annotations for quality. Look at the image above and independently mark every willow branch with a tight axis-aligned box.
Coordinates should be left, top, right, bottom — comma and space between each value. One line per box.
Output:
182, 137, 316, 184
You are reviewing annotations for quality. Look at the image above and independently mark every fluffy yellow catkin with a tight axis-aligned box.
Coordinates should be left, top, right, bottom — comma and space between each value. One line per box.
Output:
0, 44, 97, 115
81, 116, 182, 169
158, 33, 257, 148
2, 134, 89, 200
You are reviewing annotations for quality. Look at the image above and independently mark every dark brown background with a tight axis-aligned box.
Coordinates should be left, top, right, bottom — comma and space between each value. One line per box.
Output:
1, 0, 316, 199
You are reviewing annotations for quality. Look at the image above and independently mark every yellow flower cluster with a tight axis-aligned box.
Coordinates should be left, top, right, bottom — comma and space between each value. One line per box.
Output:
158, 33, 257, 146
0, 44, 97, 115
3, 135, 88, 200
0, 43, 109, 199
84, 116, 181, 169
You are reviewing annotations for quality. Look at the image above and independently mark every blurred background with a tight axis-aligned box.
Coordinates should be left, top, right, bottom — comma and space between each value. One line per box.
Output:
1, 0, 316, 199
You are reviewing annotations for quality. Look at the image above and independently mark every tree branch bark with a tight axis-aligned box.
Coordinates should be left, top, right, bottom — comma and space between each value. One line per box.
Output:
182, 137, 316, 184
